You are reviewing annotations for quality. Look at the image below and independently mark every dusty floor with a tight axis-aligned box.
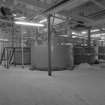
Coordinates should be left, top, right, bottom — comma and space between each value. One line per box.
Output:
0, 65, 105, 105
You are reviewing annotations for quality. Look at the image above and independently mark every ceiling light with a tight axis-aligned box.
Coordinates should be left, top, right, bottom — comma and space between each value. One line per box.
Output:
15, 18, 25, 20
39, 19, 47, 23
91, 29, 100, 32
65, 43, 72, 45
0, 38, 8, 41
13, 14, 16, 17
15, 21, 44, 27
81, 31, 87, 34
15, 16, 26, 20
72, 31, 78, 35
59, 35, 69, 37
72, 36, 77, 38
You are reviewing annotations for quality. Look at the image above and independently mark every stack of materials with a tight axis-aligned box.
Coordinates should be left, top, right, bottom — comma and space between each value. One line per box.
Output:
74, 63, 105, 71
99, 47, 105, 60
73, 46, 95, 64
31, 44, 73, 70
73, 63, 92, 71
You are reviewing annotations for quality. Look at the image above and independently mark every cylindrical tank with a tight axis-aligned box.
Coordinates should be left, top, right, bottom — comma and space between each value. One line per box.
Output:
31, 42, 73, 70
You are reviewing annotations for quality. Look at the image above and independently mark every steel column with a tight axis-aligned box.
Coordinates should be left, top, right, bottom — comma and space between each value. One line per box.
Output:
21, 26, 24, 68
11, 23, 14, 47
48, 14, 52, 76
88, 28, 91, 47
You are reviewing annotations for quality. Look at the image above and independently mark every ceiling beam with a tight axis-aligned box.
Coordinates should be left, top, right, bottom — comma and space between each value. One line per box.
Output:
71, 15, 93, 23
14, 0, 43, 11
43, 0, 70, 13
44, 0, 90, 14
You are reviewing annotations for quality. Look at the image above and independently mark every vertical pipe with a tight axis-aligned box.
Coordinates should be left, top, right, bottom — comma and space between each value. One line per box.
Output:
48, 14, 52, 76
11, 22, 15, 66
6, 48, 9, 69
11, 23, 14, 48
87, 28, 91, 47
21, 26, 24, 68
14, 48, 16, 66
67, 24, 74, 68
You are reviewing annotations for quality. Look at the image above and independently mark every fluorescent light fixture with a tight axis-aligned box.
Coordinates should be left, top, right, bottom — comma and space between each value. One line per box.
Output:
59, 35, 69, 37
15, 21, 44, 27
72, 36, 77, 38
17, 16, 26, 19
0, 38, 8, 41
91, 29, 100, 32
15, 16, 26, 20
72, 31, 78, 35
15, 18, 26, 20
39, 17, 64, 25
39, 19, 47, 23
13, 14, 16, 17
81, 31, 87, 34
64, 43, 72, 45
91, 33, 105, 38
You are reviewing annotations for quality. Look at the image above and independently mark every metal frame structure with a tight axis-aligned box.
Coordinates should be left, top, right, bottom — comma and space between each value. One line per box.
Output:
0, 18, 25, 68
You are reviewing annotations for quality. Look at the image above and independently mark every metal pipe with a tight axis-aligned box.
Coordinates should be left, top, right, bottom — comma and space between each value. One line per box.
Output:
21, 26, 24, 68
11, 23, 14, 47
48, 14, 52, 76
87, 28, 91, 47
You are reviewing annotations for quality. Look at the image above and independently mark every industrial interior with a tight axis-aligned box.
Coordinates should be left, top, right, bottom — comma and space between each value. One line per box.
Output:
0, 0, 105, 105
0, 0, 105, 71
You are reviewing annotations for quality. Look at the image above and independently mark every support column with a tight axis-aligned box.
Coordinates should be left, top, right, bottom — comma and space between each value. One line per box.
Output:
11, 23, 14, 47
48, 14, 52, 76
66, 20, 74, 69
21, 26, 24, 68
87, 28, 91, 47
11, 23, 16, 66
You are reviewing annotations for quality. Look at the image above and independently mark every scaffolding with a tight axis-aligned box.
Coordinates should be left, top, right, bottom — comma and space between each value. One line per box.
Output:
0, 18, 31, 68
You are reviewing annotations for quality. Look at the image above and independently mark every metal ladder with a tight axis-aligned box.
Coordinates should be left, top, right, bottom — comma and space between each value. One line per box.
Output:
0, 47, 15, 68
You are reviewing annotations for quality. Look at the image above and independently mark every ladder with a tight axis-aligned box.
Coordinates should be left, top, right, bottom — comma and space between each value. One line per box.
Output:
0, 48, 6, 65
0, 47, 15, 68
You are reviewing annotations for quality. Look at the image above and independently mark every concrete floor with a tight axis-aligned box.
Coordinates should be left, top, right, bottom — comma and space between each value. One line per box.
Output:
0, 66, 105, 105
